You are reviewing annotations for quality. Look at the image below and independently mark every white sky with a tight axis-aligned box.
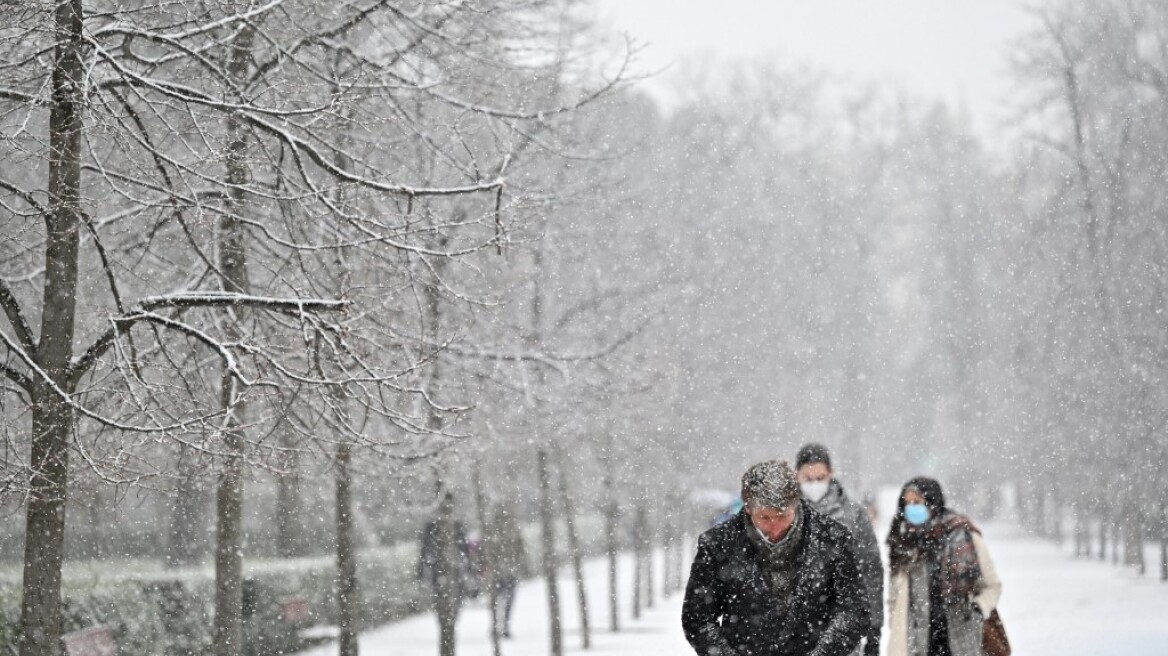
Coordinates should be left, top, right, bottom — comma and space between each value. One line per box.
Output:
592, 0, 1039, 138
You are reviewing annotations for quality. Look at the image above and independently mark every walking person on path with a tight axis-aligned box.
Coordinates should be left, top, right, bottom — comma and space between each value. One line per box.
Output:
795, 443, 884, 656
483, 501, 530, 639
885, 477, 1005, 656
682, 459, 870, 656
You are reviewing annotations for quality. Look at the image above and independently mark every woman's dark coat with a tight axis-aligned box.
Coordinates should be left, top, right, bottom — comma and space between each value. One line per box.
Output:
682, 502, 870, 656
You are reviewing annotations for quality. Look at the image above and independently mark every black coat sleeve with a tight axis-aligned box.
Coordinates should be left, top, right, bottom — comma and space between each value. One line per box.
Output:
850, 505, 885, 637
810, 534, 871, 656
681, 535, 742, 656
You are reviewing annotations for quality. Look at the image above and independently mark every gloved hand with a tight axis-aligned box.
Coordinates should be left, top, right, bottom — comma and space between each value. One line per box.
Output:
863, 634, 881, 656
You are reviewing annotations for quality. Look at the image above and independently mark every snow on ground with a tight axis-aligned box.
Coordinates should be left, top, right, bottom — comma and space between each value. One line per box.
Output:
299, 523, 1168, 656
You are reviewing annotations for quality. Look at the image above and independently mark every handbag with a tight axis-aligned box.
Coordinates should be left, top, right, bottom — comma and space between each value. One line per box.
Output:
983, 609, 1011, 656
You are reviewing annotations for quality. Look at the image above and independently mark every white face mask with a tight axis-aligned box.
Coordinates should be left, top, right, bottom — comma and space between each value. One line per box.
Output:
800, 480, 830, 503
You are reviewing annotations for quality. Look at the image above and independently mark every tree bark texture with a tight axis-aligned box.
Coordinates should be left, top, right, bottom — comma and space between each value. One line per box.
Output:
472, 465, 501, 656
631, 504, 643, 621
336, 443, 359, 656
276, 429, 305, 558
604, 499, 619, 633
435, 496, 462, 656
168, 455, 210, 568
537, 450, 563, 656
213, 23, 255, 656
18, 0, 84, 654
557, 463, 590, 649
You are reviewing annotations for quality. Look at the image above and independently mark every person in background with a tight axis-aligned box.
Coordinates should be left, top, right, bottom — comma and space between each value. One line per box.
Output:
416, 493, 473, 611
484, 501, 529, 639
885, 477, 1004, 656
795, 443, 885, 656
683, 459, 869, 656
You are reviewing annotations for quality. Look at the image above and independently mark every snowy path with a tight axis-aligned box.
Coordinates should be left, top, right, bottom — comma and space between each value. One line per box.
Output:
298, 523, 1168, 656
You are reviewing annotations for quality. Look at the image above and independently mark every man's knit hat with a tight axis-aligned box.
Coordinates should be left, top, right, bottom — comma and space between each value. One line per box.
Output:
741, 459, 800, 510
795, 443, 832, 470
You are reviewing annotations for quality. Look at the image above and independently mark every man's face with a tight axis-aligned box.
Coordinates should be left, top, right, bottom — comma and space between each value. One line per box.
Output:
795, 462, 832, 483
745, 504, 798, 542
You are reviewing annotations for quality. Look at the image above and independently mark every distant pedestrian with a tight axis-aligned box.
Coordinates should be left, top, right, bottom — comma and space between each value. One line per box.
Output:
484, 501, 529, 639
796, 443, 884, 656
683, 459, 870, 656
885, 477, 1006, 656
417, 493, 473, 614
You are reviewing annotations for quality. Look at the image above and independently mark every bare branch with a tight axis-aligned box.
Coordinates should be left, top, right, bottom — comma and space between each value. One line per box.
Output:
0, 280, 36, 354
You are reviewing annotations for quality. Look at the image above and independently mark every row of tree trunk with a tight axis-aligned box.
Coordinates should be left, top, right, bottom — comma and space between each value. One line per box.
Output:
1025, 490, 1168, 582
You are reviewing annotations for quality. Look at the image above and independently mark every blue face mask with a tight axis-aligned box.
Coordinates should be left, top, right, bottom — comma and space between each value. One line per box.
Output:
904, 503, 930, 526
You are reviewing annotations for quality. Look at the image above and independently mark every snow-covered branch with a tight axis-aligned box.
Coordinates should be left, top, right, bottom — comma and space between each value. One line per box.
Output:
69, 293, 348, 382
0, 279, 36, 355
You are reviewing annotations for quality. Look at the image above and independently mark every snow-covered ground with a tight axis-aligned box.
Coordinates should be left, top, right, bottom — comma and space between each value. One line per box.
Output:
299, 523, 1168, 656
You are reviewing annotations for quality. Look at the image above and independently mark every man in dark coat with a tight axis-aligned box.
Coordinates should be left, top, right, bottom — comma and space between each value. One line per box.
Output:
682, 459, 870, 656
796, 443, 885, 656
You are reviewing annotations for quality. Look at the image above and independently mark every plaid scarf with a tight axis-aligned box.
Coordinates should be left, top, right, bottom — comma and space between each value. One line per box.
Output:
889, 510, 982, 601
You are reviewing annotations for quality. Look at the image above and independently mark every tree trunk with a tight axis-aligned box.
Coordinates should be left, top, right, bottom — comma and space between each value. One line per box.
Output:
604, 499, 619, 633
631, 505, 644, 621
213, 397, 246, 656
1051, 493, 1064, 546
1123, 506, 1146, 574
336, 443, 359, 656
276, 429, 305, 559
20, 390, 75, 656
472, 465, 501, 656
1112, 518, 1120, 565
537, 450, 563, 656
642, 506, 654, 609
1034, 490, 1047, 538
168, 455, 209, 567
1073, 503, 1089, 558
557, 462, 590, 649
1098, 516, 1108, 562
18, 0, 84, 653
435, 495, 462, 656
212, 21, 256, 656
1160, 530, 1167, 583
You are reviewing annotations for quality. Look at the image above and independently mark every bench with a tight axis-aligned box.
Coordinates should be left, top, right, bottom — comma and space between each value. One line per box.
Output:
62, 626, 116, 656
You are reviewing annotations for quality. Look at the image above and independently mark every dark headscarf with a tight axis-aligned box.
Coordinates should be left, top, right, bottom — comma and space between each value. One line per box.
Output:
886, 477, 947, 573
887, 477, 982, 599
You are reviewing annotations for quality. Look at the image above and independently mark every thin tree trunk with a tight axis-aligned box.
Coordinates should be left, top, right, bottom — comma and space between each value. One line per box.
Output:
643, 505, 654, 609
1098, 516, 1108, 562
336, 442, 359, 656
1034, 490, 1047, 538
1051, 493, 1064, 546
1112, 518, 1121, 565
557, 462, 590, 649
18, 1, 84, 654
1160, 523, 1167, 582
435, 495, 462, 656
1124, 506, 1146, 575
276, 428, 304, 559
213, 392, 245, 656
537, 450, 563, 656
1074, 503, 1089, 558
472, 464, 501, 656
168, 455, 209, 567
213, 24, 255, 656
631, 505, 644, 621
604, 497, 619, 633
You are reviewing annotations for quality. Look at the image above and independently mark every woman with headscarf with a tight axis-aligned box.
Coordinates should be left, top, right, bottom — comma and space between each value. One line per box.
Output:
885, 477, 1004, 656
